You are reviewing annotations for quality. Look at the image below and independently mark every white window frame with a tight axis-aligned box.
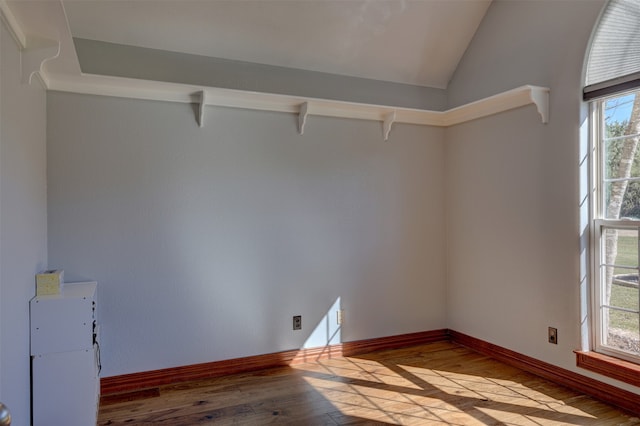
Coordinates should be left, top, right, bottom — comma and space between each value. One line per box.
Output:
591, 92, 640, 365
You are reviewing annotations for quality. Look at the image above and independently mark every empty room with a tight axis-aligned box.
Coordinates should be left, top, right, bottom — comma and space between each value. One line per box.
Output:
1, 0, 640, 424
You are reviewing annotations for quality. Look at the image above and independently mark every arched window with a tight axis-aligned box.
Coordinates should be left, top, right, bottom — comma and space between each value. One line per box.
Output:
584, 0, 640, 99
583, 0, 640, 377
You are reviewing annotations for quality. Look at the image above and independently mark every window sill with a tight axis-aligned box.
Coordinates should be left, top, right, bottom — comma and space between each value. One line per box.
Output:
575, 350, 640, 387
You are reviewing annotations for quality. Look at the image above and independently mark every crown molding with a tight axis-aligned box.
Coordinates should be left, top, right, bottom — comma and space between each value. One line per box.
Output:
21, 37, 60, 85
0, 0, 26, 48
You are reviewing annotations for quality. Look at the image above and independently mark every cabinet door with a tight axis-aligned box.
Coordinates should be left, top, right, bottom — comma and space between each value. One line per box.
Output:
32, 348, 99, 426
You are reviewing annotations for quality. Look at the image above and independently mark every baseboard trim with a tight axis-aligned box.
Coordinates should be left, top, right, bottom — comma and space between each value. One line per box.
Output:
101, 328, 639, 416
448, 330, 640, 416
100, 329, 448, 395
341, 328, 449, 357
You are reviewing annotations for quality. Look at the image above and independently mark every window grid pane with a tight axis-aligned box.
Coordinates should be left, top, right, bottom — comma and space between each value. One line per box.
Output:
599, 225, 640, 357
595, 89, 640, 363
603, 138, 640, 181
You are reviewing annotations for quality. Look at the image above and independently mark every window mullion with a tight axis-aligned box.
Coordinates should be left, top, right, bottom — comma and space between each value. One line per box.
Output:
603, 131, 640, 143
601, 305, 639, 314
600, 263, 637, 270
604, 176, 640, 183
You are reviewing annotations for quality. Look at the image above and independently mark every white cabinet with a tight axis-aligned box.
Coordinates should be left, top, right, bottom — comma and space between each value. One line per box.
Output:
30, 282, 99, 426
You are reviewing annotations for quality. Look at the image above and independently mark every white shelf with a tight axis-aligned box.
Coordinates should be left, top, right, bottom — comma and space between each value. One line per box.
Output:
45, 72, 549, 139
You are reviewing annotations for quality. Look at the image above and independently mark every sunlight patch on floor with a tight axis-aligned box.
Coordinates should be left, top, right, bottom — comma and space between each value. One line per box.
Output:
294, 355, 603, 425
476, 406, 594, 426
423, 368, 597, 418
298, 358, 424, 390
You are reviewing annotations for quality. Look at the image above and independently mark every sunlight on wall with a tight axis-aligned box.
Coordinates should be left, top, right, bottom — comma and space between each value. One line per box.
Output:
302, 297, 342, 349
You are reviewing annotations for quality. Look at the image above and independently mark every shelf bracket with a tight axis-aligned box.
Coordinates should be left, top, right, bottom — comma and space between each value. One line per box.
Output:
198, 90, 206, 127
21, 36, 60, 86
298, 102, 309, 135
383, 110, 396, 141
529, 87, 549, 124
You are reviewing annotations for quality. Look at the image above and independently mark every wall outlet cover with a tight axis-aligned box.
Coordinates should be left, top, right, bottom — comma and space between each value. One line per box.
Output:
293, 315, 302, 330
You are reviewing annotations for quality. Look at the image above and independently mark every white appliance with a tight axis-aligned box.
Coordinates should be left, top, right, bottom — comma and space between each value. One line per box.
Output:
30, 281, 99, 426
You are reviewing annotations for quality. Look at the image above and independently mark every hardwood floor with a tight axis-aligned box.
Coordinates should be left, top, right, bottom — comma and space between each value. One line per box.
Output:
98, 342, 640, 425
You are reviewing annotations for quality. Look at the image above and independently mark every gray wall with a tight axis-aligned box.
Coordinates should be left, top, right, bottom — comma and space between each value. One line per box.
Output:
445, 0, 638, 394
74, 38, 448, 111
47, 92, 447, 377
0, 21, 48, 425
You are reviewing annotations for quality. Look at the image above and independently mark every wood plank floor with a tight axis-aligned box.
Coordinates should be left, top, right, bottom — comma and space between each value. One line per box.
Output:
98, 342, 640, 425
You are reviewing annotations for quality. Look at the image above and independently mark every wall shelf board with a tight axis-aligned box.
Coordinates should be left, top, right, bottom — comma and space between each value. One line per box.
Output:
443, 85, 550, 126
47, 72, 549, 138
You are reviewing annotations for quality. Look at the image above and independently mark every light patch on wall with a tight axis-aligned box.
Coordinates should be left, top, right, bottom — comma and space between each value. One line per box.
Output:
303, 297, 342, 349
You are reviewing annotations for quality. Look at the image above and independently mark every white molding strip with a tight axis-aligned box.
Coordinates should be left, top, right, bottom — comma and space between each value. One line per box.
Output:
0, 0, 27, 48
21, 37, 61, 85
46, 72, 549, 138
1, 1, 61, 87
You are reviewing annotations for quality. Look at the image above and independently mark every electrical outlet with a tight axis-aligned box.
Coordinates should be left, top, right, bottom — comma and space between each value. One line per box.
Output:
337, 309, 344, 325
293, 315, 302, 330
548, 327, 558, 344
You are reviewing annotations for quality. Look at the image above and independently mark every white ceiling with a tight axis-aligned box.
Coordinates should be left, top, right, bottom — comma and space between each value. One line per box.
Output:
61, 0, 491, 89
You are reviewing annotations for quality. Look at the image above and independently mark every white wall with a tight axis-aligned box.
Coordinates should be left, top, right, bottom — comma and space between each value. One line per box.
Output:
47, 92, 447, 377
0, 21, 48, 425
446, 0, 638, 394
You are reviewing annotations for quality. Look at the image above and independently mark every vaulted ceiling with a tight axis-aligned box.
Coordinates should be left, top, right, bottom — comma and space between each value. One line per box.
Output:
7, 0, 547, 135
61, 0, 491, 89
